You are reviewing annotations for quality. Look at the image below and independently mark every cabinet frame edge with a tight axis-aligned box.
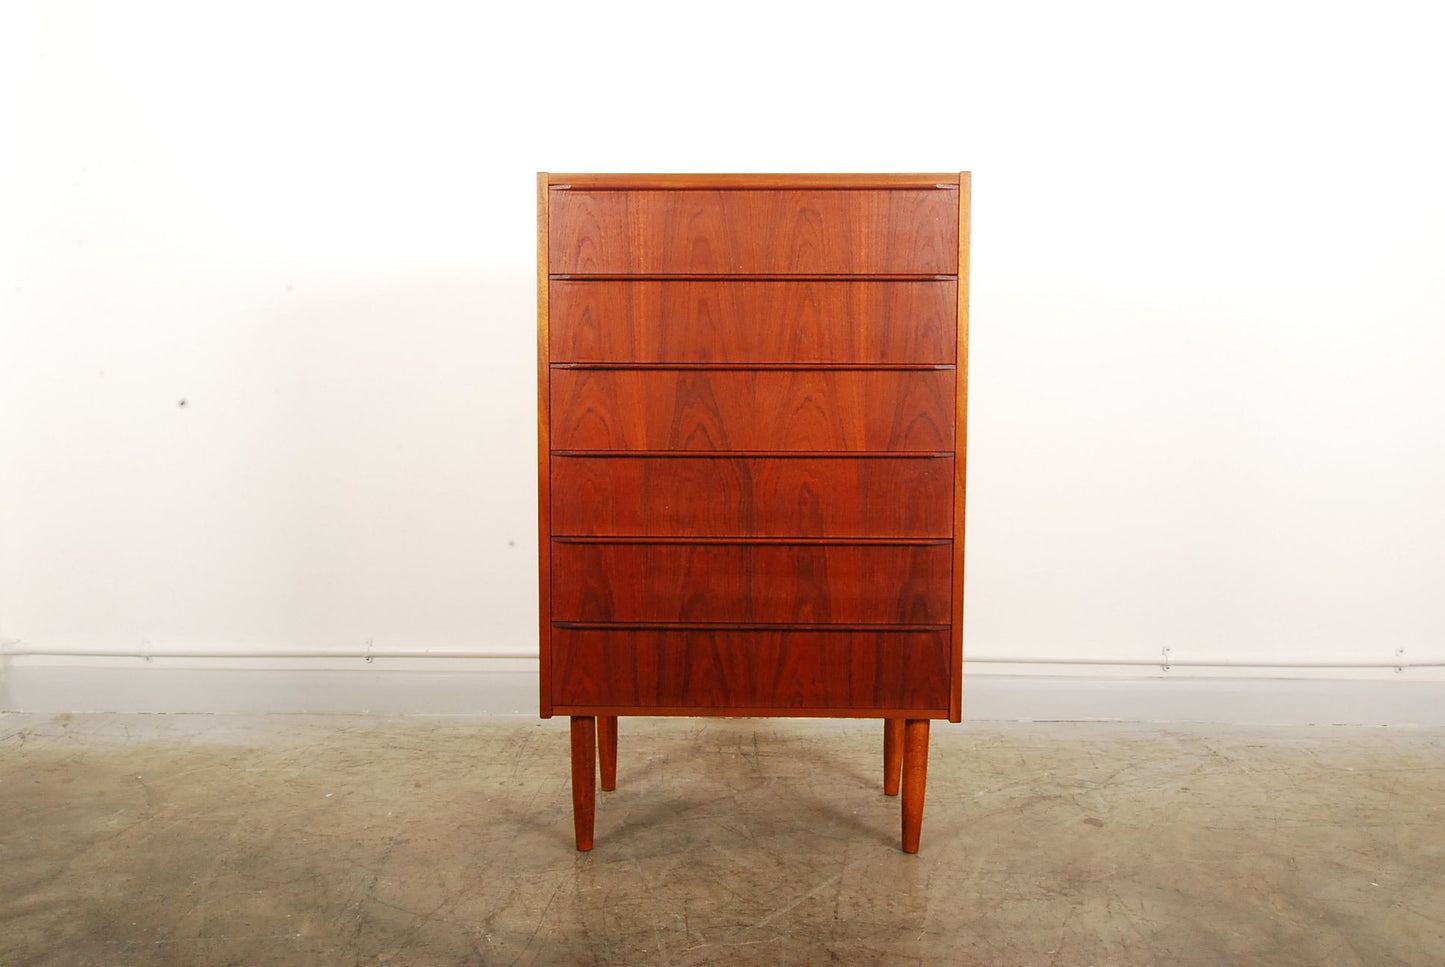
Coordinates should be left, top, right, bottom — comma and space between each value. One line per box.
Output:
950, 171, 971, 724
537, 172, 554, 718
546, 172, 962, 190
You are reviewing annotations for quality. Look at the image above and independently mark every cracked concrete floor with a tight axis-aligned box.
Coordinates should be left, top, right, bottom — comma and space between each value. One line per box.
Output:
1, 714, 1442, 966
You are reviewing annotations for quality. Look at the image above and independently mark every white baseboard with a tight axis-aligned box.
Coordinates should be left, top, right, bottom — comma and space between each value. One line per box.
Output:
961, 675, 1445, 727
0, 664, 539, 717
3, 663, 1444, 726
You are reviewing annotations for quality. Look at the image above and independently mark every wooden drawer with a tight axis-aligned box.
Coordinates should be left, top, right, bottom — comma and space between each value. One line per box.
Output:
550, 369, 953, 452
549, 280, 956, 364
551, 541, 951, 624
551, 628, 951, 711
550, 456, 953, 538
549, 190, 958, 275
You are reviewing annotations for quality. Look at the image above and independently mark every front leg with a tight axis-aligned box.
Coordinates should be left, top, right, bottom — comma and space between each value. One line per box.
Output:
901, 719, 930, 853
570, 716, 596, 851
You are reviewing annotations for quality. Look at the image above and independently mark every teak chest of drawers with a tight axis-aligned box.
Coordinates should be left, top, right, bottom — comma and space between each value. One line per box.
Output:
537, 172, 970, 853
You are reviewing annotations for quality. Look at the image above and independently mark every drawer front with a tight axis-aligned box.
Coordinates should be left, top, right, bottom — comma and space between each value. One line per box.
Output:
549, 190, 958, 275
549, 280, 956, 364
551, 542, 951, 624
552, 628, 951, 710
550, 369, 953, 452
551, 456, 953, 538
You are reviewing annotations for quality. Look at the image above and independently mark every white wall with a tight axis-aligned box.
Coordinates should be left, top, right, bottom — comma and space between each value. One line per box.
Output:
3, 1, 1443, 710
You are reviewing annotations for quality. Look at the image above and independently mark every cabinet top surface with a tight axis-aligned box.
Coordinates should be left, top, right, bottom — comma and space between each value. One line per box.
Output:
543, 173, 968, 190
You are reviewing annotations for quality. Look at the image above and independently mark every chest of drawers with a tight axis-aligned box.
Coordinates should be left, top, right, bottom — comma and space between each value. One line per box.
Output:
537, 172, 970, 852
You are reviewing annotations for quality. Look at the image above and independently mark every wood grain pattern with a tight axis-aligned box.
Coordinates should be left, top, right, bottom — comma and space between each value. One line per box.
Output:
551, 455, 954, 538
550, 280, 955, 364
550, 190, 958, 275
537, 173, 554, 719
550, 542, 951, 624
950, 172, 971, 723
549, 173, 962, 189
552, 629, 951, 710
550, 369, 953, 452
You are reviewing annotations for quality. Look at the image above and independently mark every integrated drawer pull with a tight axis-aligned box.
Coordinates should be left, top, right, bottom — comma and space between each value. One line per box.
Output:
550, 189, 958, 275
549, 279, 956, 365
551, 455, 953, 539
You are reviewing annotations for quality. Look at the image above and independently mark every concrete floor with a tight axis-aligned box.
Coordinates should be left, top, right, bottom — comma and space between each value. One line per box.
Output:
1, 715, 1442, 967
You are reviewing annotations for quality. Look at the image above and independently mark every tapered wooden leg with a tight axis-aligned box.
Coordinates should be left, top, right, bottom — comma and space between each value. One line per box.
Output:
901, 719, 930, 853
598, 715, 618, 792
570, 716, 596, 851
883, 718, 905, 796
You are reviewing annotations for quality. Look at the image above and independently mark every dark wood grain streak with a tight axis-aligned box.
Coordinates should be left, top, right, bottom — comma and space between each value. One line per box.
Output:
550, 280, 954, 364
550, 369, 953, 452
552, 629, 951, 710
551, 542, 950, 624
551, 456, 954, 538
550, 191, 958, 275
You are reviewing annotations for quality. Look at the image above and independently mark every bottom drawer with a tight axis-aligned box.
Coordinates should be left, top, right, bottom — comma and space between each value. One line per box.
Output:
552, 628, 950, 712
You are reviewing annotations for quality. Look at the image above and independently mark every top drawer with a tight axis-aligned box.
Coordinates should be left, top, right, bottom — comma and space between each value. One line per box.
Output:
549, 189, 958, 276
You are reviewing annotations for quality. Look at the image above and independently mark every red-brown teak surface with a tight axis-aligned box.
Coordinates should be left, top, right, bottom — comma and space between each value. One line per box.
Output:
550, 455, 954, 538
550, 369, 954, 452
550, 189, 958, 276
552, 628, 951, 711
549, 280, 957, 364
550, 541, 951, 624
540, 172, 970, 854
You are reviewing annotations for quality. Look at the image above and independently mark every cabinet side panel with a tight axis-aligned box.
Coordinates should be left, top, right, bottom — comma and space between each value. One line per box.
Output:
951, 172, 971, 723
537, 173, 553, 718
